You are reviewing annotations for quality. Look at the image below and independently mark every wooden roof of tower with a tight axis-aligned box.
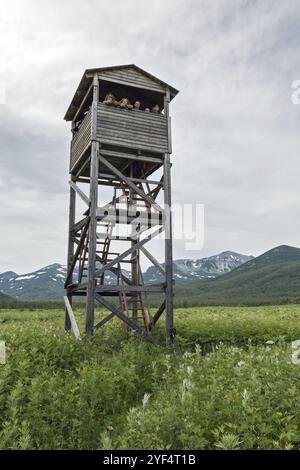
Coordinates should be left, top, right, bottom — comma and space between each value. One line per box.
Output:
64, 64, 179, 121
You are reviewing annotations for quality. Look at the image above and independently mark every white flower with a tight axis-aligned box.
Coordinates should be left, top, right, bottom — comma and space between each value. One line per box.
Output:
142, 393, 151, 407
265, 340, 275, 345
242, 388, 250, 406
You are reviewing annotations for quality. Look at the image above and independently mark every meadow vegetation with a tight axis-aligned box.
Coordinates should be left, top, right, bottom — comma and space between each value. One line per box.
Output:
1, 306, 300, 449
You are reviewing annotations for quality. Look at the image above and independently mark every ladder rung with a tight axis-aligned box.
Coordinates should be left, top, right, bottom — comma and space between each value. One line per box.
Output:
106, 259, 132, 263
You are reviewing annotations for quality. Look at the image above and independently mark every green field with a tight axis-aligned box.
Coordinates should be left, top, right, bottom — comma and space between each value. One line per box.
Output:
1, 306, 300, 450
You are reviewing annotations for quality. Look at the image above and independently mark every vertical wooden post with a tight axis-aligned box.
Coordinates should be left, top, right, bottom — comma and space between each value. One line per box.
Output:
130, 165, 139, 321
164, 88, 174, 346
65, 175, 76, 331
86, 74, 99, 337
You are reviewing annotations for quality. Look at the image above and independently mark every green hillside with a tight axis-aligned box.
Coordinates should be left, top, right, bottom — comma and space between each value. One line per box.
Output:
175, 245, 300, 306
0, 292, 12, 302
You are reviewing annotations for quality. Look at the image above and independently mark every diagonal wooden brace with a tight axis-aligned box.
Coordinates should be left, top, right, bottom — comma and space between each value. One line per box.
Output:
94, 293, 158, 345
65, 218, 90, 287
69, 180, 90, 206
93, 226, 164, 278
99, 154, 164, 213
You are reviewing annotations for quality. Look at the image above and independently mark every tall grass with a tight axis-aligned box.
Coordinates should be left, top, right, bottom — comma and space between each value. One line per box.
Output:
1, 305, 300, 449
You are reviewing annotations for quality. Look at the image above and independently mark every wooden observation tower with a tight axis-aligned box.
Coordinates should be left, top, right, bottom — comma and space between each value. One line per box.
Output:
64, 65, 178, 345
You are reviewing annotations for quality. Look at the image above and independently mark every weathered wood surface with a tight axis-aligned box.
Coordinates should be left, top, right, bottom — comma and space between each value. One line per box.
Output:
69, 181, 90, 206
97, 104, 168, 154
90, 226, 163, 280
64, 296, 80, 338
65, 67, 177, 345
86, 74, 99, 337
65, 219, 90, 287
72, 82, 93, 124
100, 155, 164, 212
98, 67, 166, 93
64, 64, 179, 121
164, 159, 174, 345
164, 89, 174, 346
99, 148, 163, 164
140, 245, 166, 276
94, 312, 115, 330
150, 300, 166, 327
94, 293, 158, 345
70, 109, 91, 170
95, 284, 165, 293
65, 176, 76, 332
71, 216, 90, 234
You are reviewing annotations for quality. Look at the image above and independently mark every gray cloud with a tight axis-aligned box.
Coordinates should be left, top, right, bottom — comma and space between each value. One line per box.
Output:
1, 0, 300, 273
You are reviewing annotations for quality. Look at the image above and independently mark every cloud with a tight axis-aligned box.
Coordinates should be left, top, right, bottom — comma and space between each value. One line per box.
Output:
0, 0, 300, 272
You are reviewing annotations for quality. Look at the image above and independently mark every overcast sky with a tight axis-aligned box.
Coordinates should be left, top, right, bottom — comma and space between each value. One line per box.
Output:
0, 0, 300, 274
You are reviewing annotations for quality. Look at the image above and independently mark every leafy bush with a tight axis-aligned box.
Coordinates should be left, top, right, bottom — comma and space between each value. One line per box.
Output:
1, 305, 300, 449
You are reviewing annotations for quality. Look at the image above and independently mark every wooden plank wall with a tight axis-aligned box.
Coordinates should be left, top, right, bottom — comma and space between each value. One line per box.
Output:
98, 68, 165, 93
97, 103, 168, 154
70, 109, 92, 170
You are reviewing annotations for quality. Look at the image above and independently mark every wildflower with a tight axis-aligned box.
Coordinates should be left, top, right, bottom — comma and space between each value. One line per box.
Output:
142, 393, 151, 407
242, 388, 250, 407
181, 378, 192, 402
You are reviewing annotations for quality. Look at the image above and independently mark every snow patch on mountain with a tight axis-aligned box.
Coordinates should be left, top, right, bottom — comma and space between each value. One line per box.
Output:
144, 251, 254, 283
0, 251, 253, 300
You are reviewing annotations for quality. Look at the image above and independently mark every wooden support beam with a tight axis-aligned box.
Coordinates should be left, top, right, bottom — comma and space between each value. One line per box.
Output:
73, 237, 133, 286
69, 180, 90, 206
99, 148, 163, 164
101, 149, 163, 165
99, 154, 163, 213
77, 226, 163, 291
93, 226, 164, 278
98, 172, 163, 186
85, 73, 99, 337
151, 175, 164, 201
65, 177, 76, 331
75, 155, 91, 179
95, 284, 165, 293
140, 245, 166, 276
94, 312, 115, 330
65, 219, 90, 287
71, 216, 90, 234
164, 88, 174, 346
150, 300, 166, 327
72, 82, 93, 124
109, 267, 132, 285
64, 296, 80, 339
94, 294, 158, 345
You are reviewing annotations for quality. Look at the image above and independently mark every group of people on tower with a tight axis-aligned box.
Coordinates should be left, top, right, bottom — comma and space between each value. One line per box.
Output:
102, 93, 160, 113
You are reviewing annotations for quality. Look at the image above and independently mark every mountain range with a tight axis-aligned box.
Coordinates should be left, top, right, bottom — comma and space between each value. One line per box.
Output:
2, 245, 300, 306
0, 250, 253, 301
176, 245, 300, 306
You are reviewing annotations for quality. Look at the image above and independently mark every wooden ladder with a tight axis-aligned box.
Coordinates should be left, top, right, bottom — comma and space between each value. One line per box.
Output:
117, 262, 151, 332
